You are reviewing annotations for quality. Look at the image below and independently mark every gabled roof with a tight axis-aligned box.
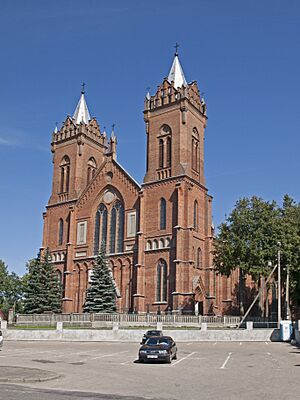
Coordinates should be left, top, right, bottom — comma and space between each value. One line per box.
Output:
73, 91, 91, 124
167, 54, 187, 88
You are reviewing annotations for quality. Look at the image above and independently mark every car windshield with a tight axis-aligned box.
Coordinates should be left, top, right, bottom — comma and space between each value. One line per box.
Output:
146, 337, 170, 346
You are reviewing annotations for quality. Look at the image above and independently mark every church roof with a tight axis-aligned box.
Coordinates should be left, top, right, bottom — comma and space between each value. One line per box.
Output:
73, 89, 91, 124
167, 53, 187, 88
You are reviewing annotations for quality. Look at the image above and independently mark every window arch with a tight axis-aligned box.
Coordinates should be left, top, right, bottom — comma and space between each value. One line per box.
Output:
192, 128, 200, 172
166, 137, 172, 168
196, 248, 202, 269
194, 200, 198, 231
59, 156, 70, 193
159, 139, 164, 168
58, 218, 64, 245
156, 259, 167, 302
153, 240, 158, 250
160, 198, 166, 230
146, 240, 152, 250
94, 203, 108, 254
159, 238, 164, 249
87, 157, 97, 184
109, 200, 124, 254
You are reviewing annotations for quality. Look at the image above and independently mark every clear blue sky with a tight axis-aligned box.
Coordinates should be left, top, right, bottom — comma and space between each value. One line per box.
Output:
1, 0, 300, 275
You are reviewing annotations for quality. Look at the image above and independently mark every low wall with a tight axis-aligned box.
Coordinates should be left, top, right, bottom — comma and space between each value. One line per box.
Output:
1, 327, 280, 342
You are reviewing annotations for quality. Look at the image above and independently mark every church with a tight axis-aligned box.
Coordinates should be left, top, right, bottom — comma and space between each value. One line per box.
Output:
41, 51, 236, 315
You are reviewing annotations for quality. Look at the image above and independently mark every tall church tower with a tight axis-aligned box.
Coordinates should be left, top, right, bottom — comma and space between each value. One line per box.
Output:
135, 50, 215, 314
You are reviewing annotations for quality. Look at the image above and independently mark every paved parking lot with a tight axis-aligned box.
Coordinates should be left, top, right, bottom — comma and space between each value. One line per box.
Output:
0, 340, 299, 399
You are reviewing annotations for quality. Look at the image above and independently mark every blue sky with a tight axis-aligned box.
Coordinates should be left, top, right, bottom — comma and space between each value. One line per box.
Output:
1, 0, 300, 275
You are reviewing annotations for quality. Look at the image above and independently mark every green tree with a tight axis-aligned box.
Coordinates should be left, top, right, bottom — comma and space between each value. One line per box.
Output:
0, 260, 24, 317
23, 249, 62, 314
83, 243, 116, 313
214, 195, 300, 315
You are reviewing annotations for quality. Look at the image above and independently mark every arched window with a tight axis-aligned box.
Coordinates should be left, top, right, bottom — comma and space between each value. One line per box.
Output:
160, 198, 166, 230
59, 156, 70, 193
156, 259, 167, 302
109, 200, 124, 254
194, 200, 198, 231
146, 240, 152, 250
192, 128, 199, 172
87, 157, 97, 184
94, 203, 108, 254
159, 139, 164, 168
153, 240, 158, 250
58, 218, 64, 245
159, 238, 164, 249
56, 269, 62, 284
166, 137, 172, 168
196, 248, 202, 269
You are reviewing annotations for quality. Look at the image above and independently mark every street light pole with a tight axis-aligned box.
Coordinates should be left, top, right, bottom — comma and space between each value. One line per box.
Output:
286, 264, 290, 320
277, 242, 281, 328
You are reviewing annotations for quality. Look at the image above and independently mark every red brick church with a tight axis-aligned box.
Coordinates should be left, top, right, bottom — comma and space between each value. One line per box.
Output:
41, 51, 237, 315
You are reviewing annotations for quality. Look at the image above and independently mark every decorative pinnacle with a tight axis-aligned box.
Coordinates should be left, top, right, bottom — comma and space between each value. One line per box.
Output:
81, 82, 85, 94
111, 123, 116, 138
174, 42, 179, 56
146, 87, 151, 100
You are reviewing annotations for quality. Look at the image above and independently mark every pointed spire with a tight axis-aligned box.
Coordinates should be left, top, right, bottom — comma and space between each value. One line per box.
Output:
73, 83, 91, 124
111, 123, 116, 139
54, 122, 58, 133
146, 87, 151, 100
167, 44, 187, 89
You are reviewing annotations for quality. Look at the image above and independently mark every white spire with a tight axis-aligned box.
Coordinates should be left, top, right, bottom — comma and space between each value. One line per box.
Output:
167, 53, 187, 89
73, 83, 91, 124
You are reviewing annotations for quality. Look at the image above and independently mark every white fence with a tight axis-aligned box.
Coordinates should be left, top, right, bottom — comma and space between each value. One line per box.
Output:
15, 313, 242, 328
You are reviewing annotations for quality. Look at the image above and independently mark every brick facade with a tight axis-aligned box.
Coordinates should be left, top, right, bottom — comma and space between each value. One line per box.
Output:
41, 55, 235, 315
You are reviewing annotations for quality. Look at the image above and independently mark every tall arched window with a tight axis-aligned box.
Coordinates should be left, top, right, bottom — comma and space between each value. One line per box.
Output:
192, 128, 199, 172
156, 259, 167, 302
58, 218, 64, 245
196, 248, 202, 269
59, 156, 70, 193
194, 200, 198, 231
94, 203, 108, 254
166, 137, 172, 168
109, 200, 124, 254
159, 139, 164, 168
160, 198, 166, 230
87, 157, 97, 184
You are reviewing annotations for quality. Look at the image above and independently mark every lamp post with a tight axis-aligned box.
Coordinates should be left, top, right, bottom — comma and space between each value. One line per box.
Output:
277, 242, 281, 328
285, 264, 290, 320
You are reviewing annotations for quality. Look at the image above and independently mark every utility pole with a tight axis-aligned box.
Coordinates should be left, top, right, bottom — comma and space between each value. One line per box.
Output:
286, 264, 290, 320
277, 242, 281, 328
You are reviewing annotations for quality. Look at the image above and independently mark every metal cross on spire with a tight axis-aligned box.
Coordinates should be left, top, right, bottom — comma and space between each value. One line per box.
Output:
81, 82, 85, 94
174, 42, 179, 56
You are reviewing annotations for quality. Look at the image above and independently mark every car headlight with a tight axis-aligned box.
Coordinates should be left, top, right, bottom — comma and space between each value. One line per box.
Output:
158, 350, 167, 354
139, 350, 147, 354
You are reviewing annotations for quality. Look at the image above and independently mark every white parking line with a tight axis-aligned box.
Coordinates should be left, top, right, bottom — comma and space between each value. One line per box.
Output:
91, 350, 129, 360
171, 352, 196, 367
220, 352, 232, 369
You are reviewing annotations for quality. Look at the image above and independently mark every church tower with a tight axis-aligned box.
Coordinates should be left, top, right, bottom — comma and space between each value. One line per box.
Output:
135, 49, 215, 314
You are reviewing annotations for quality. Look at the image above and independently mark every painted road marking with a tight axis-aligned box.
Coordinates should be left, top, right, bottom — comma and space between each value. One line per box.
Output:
171, 352, 196, 367
220, 352, 232, 369
91, 350, 129, 360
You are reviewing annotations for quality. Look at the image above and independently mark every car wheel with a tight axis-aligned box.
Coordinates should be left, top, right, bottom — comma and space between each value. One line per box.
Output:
139, 358, 144, 363
166, 355, 172, 363
173, 352, 177, 360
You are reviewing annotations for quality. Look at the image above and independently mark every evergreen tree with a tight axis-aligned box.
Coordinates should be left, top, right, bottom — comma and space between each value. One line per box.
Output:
23, 249, 62, 314
83, 243, 116, 313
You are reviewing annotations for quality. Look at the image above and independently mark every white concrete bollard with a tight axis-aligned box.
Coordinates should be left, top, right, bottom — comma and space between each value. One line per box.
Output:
0, 320, 7, 331
112, 321, 119, 331
56, 321, 63, 331
201, 322, 207, 331
246, 321, 253, 330
157, 322, 163, 331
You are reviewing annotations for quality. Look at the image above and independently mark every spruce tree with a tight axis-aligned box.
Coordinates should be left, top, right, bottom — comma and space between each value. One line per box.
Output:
83, 243, 116, 313
23, 249, 62, 314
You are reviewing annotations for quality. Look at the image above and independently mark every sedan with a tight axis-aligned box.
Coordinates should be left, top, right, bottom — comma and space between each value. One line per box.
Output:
141, 330, 163, 344
138, 336, 177, 363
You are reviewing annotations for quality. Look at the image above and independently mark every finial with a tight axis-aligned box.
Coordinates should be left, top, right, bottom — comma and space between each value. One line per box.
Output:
81, 82, 85, 94
103, 126, 106, 136
111, 123, 116, 138
174, 42, 179, 56
146, 87, 151, 100
54, 122, 58, 133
